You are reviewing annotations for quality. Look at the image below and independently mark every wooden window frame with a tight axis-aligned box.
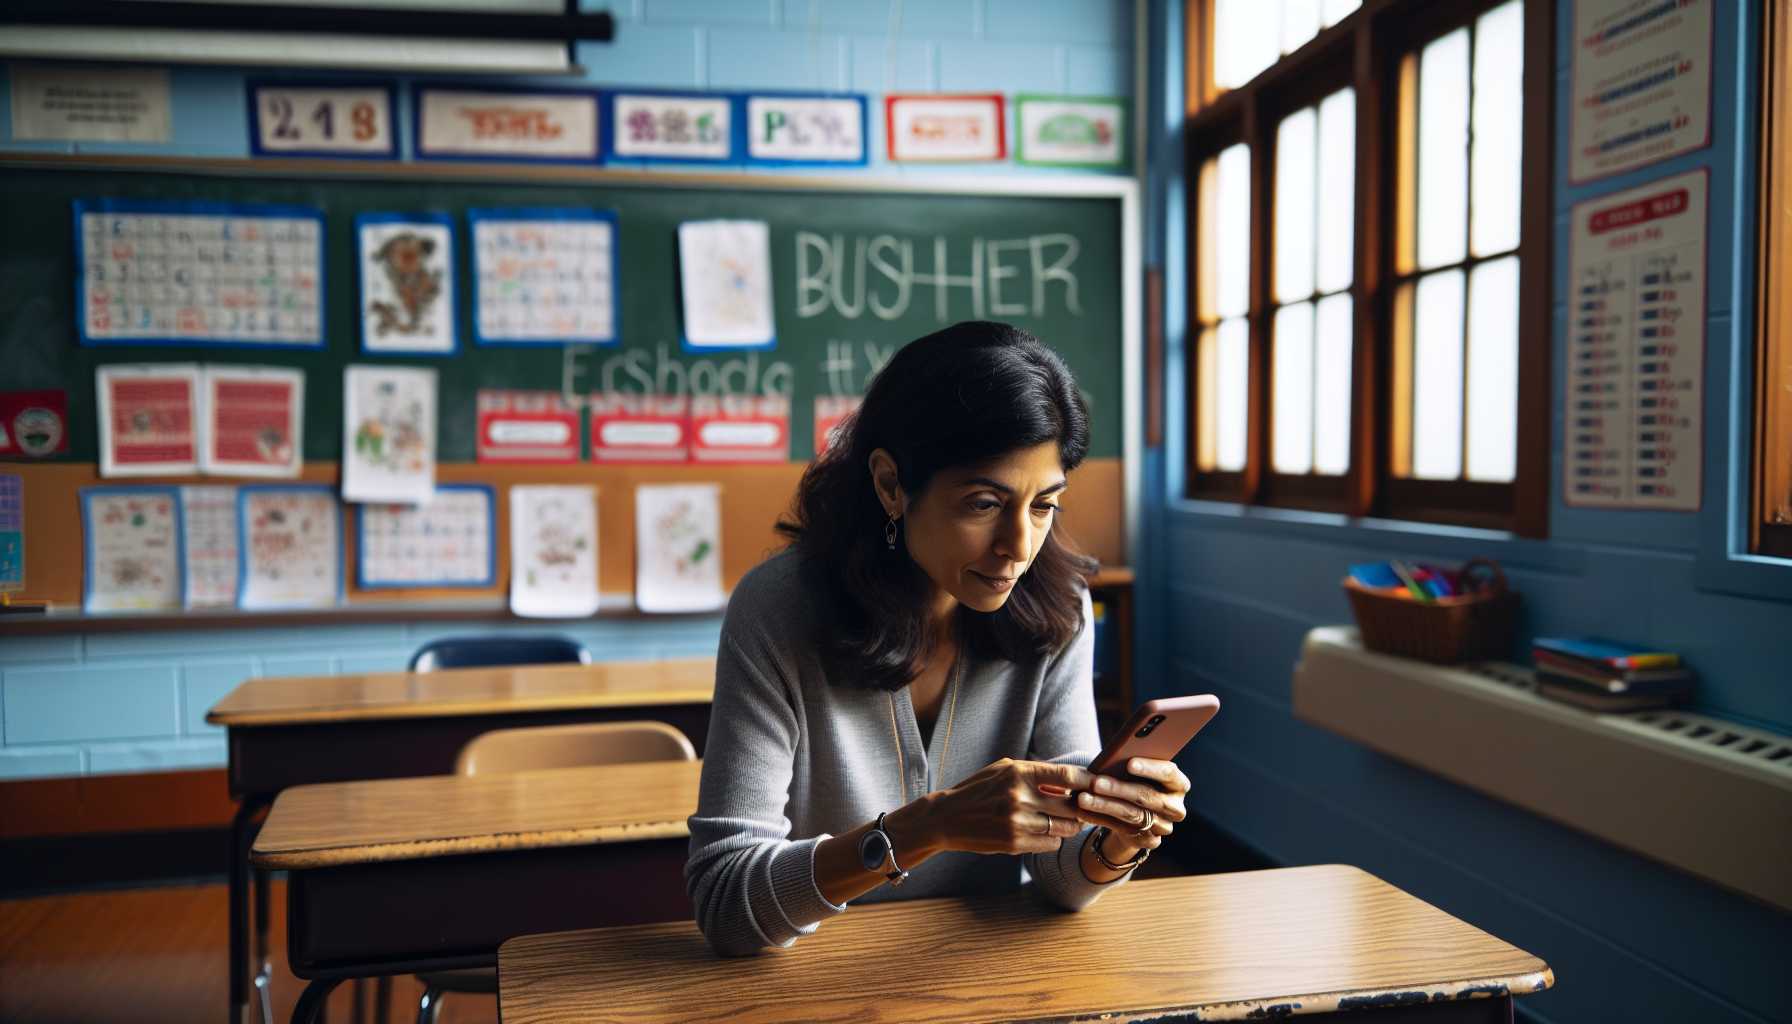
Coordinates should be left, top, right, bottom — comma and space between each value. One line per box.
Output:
1756, 0, 1792, 559
1184, 0, 1552, 537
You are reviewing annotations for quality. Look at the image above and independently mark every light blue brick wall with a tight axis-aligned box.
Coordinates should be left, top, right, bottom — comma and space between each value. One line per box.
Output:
0, 0, 1134, 174
0, 616, 724, 779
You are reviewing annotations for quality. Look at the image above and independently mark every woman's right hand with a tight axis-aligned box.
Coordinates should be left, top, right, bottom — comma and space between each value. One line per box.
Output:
928, 758, 1092, 855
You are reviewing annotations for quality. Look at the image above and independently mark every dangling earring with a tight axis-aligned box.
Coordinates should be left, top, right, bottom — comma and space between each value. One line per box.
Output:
884, 514, 899, 551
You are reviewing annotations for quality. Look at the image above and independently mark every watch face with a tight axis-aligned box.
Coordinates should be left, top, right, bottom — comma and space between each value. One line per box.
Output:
859, 829, 891, 872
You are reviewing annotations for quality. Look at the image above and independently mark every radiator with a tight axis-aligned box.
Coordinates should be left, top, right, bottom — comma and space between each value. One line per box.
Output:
1291, 626, 1792, 913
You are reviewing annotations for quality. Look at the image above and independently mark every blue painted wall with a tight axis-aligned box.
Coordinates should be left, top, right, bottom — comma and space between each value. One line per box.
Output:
1142, 2, 1791, 1022
0, 1, 1136, 780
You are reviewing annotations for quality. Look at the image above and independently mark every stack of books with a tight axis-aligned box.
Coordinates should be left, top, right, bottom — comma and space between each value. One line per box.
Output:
1531, 637, 1696, 711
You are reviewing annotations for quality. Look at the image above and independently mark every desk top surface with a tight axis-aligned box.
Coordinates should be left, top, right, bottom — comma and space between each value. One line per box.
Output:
206, 657, 716, 727
250, 759, 702, 870
497, 865, 1552, 1024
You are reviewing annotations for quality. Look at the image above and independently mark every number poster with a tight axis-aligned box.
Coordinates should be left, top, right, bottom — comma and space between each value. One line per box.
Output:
81, 485, 183, 612
238, 485, 342, 609
75, 198, 324, 348
202, 365, 304, 478
678, 220, 776, 350
357, 484, 496, 589
1565, 169, 1707, 510
510, 484, 600, 618
634, 483, 724, 613
248, 81, 397, 158
96, 363, 201, 477
470, 209, 619, 345
358, 213, 457, 354
342, 365, 437, 504
179, 485, 239, 608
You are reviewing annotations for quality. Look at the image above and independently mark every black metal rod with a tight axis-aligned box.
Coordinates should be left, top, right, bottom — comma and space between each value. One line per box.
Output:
2, 2, 615, 42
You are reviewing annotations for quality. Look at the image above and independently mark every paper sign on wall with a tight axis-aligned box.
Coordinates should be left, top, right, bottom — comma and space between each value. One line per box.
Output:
0, 474, 23, 594
611, 92, 734, 161
358, 213, 457, 355
1570, 0, 1712, 183
416, 87, 600, 162
1565, 169, 1707, 510
342, 365, 437, 504
11, 66, 170, 143
588, 393, 689, 464
238, 485, 341, 609
886, 94, 1005, 162
635, 483, 724, 613
470, 209, 619, 345
744, 95, 867, 165
510, 484, 600, 618
81, 485, 183, 612
678, 220, 776, 350
0, 390, 69, 459
249, 81, 396, 158
96, 364, 201, 477
690, 394, 788, 464
1016, 96, 1125, 167
179, 485, 239, 609
477, 389, 581, 463
202, 365, 303, 478
357, 484, 495, 589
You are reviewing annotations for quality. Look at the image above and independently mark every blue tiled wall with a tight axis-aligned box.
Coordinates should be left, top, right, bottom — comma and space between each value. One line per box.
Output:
0, 1, 1136, 782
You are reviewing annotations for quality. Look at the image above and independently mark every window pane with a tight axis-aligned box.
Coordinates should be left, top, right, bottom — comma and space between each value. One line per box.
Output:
1322, 0, 1360, 27
1417, 28, 1469, 270
1275, 107, 1317, 303
1316, 88, 1356, 294
1412, 269, 1465, 479
1214, 0, 1279, 89
1466, 256, 1519, 482
1215, 142, 1252, 318
1314, 292, 1353, 475
1273, 302, 1315, 474
1282, 0, 1321, 55
1472, 0, 1524, 256
1217, 317, 1250, 471
1197, 326, 1219, 471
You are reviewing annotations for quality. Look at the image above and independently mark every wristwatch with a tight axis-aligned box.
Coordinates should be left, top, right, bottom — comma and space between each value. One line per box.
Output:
858, 811, 910, 886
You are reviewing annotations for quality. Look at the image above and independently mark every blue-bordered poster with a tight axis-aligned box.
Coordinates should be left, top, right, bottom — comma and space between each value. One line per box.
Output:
79, 485, 185, 612
413, 84, 602, 164
604, 90, 740, 164
237, 484, 343, 610
357, 212, 459, 355
742, 92, 869, 167
356, 483, 496, 589
247, 79, 398, 160
468, 208, 620, 346
74, 198, 326, 349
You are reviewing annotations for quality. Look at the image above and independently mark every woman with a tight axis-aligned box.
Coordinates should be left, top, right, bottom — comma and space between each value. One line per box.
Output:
686, 321, 1190, 956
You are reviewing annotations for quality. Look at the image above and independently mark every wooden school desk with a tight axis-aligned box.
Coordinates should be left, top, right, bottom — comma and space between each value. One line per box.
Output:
498, 865, 1554, 1024
207, 657, 716, 1024
251, 759, 704, 1024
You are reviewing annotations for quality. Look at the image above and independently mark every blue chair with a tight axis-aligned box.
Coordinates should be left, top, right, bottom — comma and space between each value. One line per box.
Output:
406, 634, 591, 673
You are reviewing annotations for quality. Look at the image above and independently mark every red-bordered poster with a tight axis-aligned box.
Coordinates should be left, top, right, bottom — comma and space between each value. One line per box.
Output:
885, 94, 1006, 162
202, 365, 303, 478
477, 389, 581, 464
588, 393, 690, 464
690, 394, 788, 464
96, 364, 200, 477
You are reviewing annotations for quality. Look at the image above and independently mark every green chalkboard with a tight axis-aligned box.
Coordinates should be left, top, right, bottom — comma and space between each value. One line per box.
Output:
0, 165, 1124, 463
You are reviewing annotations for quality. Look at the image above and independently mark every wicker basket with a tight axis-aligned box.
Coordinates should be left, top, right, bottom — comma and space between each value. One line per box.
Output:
1342, 558, 1519, 664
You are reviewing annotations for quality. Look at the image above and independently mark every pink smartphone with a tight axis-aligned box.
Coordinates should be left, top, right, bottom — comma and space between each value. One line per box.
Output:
1087, 695, 1221, 777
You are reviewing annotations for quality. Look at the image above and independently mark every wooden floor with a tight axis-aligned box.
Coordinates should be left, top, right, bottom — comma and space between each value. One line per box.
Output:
0, 879, 495, 1024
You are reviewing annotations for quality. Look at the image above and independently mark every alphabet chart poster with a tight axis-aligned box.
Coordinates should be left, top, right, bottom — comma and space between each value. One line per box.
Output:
179, 485, 239, 608
1565, 169, 1706, 510
678, 219, 776, 351
469, 208, 619, 346
357, 484, 495, 588
80, 485, 183, 612
238, 485, 342, 609
74, 198, 324, 349
510, 484, 599, 618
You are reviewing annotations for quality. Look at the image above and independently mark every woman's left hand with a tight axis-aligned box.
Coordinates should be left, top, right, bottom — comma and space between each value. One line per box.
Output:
1067, 758, 1189, 854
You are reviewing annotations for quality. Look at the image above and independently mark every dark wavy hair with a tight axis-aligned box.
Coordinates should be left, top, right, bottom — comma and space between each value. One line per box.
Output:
776, 321, 1099, 692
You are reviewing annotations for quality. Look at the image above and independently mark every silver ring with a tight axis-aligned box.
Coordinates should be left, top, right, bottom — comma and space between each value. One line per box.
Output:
1037, 815, 1055, 835
1132, 809, 1156, 838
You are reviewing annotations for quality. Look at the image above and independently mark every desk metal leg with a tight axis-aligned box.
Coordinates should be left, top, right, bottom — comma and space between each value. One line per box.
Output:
254, 866, 275, 1024
291, 979, 341, 1024
230, 796, 272, 1024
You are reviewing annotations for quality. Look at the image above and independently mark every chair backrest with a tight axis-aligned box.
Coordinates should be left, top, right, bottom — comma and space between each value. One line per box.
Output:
454, 721, 697, 776
408, 634, 591, 673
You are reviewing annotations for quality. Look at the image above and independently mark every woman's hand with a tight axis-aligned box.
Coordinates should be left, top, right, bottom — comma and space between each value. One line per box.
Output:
929, 758, 1093, 855
1069, 758, 1190, 856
